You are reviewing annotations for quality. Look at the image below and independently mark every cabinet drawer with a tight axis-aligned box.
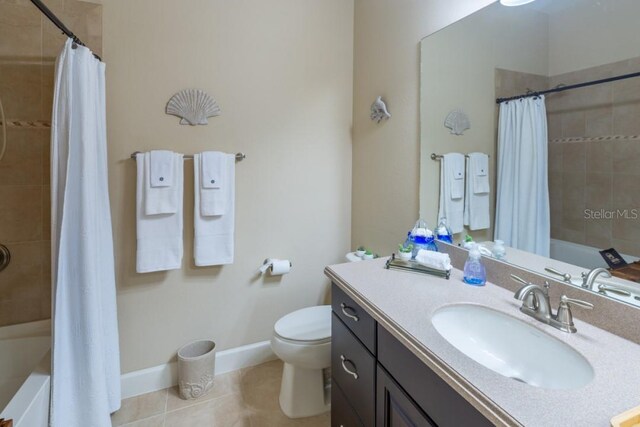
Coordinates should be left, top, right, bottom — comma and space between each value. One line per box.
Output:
332, 313, 376, 427
332, 380, 364, 427
378, 326, 493, 427
332, 283, 376, 354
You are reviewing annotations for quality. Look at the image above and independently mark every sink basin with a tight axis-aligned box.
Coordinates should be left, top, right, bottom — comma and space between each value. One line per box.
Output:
431, 304, 594, 389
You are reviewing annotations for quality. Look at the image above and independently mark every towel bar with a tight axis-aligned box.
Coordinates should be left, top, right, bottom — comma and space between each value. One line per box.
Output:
431, 153, 490, 160
130, 151, 246, 162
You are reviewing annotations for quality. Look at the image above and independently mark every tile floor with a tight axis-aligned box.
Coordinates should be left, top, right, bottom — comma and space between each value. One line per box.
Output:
111, 360, 330, 427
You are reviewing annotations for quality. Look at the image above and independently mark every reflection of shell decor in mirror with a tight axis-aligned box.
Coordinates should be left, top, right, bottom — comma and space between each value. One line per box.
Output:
444, 109, 470, 135
370, 96, 391, 123
166, 89, 221, 126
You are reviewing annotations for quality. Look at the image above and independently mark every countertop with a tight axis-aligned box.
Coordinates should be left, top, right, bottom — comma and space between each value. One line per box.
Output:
325, 257, 640, 427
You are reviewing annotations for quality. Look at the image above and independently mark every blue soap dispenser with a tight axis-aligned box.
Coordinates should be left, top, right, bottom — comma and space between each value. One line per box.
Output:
463, 244, 486, 286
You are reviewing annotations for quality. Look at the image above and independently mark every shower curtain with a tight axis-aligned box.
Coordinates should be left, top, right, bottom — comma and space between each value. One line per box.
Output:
50, 39, 121, 426
494, 96, 550, 257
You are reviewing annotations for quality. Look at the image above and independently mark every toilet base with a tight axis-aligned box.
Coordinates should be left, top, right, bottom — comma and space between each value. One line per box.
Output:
279, 362, 331, 418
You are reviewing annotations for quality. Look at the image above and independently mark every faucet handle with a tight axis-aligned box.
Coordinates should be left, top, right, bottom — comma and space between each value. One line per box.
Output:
561, 295, 594, 310
510, 274, 529, 286
555, 295, 593, 333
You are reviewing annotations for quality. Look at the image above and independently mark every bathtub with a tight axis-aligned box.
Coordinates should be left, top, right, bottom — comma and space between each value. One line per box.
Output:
0, 319, 50, 427
550, 238, 639, 270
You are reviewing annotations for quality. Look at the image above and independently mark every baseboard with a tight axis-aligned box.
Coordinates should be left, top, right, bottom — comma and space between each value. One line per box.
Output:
120, 340, 277, 399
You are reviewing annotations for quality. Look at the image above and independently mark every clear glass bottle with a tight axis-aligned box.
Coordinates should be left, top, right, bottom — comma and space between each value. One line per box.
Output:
409, 219, 437, 257
435, 217, 453, 244
463, 244, 486, 286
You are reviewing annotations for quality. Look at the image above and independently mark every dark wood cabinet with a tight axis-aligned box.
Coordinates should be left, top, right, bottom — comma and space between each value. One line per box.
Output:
331, 380, 364, 427
331, 283, 492, 427
332, 312, 376, 427
377, 365, 436, 427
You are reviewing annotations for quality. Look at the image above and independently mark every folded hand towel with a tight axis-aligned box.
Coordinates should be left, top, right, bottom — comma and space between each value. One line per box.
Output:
449, 155, 465, 200
136, 152, 184, 273
438, 153, 465, 234
415, 249, 452, 271
144, 152, 182, 215
472, 154, 490, 194
464, 152, 490, 231
201, 151, 224, 189
194, 153, 235, 266
198, 152, 227, 216
149, 150, 174, 187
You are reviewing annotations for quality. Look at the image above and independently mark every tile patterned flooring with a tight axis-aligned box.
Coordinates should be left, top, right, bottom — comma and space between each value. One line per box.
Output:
111, 360, 330, 427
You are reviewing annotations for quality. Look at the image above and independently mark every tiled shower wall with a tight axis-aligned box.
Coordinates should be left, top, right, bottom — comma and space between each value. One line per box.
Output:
0, 0, 102, 327
547, 57, 640, 257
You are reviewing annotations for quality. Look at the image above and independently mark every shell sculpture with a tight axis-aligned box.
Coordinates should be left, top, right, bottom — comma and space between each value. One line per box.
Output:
166, 89, 221, 126
370, 96, 391, 123
444, 109, 470, 135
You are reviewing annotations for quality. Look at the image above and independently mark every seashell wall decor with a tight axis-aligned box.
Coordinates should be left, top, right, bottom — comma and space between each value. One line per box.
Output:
370, 96, 391, 123
444, 109, 470, 135
166, 89, 221, 126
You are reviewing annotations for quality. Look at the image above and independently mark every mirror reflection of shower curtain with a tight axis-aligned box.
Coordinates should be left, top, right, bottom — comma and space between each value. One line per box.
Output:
50, 39, 121, 426
494, 96, 550, 257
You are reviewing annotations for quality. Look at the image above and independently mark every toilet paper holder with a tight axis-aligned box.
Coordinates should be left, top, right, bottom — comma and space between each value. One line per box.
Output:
259, 258, 293, 275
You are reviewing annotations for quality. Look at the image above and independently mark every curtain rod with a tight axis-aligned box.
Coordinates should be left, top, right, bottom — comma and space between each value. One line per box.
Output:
29, 0, 102, 61
496, 70, 640, 104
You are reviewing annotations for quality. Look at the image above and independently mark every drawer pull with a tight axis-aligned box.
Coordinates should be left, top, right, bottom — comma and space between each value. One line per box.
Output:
340, 303, 359, 322
340, 354, 359, 379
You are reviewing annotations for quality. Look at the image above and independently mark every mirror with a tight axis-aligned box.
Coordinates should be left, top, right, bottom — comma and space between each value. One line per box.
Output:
420, 0, 640, 307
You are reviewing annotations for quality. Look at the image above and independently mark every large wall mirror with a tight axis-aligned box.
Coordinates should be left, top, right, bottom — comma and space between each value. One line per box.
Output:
420, 0, 640, 307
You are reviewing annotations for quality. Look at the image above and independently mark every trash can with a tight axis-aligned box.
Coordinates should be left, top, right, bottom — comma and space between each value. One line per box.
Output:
177, 339, 216, 400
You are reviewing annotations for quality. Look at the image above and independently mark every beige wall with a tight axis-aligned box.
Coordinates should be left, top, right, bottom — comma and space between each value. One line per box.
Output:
0, 0, 101, 327
548, 0, 640, 76
352, 0, 494, 255
103, 0, 353, 373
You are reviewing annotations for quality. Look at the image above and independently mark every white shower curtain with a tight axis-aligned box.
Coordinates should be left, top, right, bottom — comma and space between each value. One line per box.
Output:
50, 39, 121, 426
494, 96, 550, 257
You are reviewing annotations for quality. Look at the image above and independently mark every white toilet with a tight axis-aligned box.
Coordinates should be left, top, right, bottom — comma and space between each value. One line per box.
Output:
271, 305, 331, 418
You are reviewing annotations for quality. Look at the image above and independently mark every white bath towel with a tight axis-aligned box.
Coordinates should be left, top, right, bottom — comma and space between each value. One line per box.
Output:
144, 152, 181, 215
149, 150, 174, 187
438, 153, 465, 234
464, 152, 490, 231
199, 152, 227, 216
136, 152, 184, 272
415, 249, 452, 271
194, 153, 235, 266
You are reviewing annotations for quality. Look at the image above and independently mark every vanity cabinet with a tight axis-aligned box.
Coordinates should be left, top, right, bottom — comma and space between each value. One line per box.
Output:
331, 283, 492, 427
376, 365, 435, 427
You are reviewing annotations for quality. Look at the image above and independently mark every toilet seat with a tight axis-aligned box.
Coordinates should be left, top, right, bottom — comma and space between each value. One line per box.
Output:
274, 305, 331, 344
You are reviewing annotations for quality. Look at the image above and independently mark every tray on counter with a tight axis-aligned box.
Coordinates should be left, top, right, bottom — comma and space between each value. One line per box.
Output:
385, 254, 451, 280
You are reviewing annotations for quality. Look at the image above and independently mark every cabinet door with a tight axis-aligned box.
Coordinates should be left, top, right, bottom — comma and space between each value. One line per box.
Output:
377, 365, 436, 427
332, 380, 364, 427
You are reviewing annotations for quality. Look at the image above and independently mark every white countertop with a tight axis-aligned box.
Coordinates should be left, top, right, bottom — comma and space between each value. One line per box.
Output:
325, 257, 640, 427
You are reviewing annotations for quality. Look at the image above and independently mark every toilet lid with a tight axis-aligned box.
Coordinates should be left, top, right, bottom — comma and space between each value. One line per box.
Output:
274, 305, 331, 343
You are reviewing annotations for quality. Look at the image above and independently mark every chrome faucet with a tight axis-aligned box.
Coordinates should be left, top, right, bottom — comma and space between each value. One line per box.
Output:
511, 274, 594, 333
581, 267, 611, 290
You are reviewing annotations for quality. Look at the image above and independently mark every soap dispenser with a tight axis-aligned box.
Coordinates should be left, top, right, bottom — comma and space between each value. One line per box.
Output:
463, 244, 486, 286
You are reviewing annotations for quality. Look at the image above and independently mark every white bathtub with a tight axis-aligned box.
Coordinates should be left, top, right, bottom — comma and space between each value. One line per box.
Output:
550, 238, 639, 270
0, 319, 50, 427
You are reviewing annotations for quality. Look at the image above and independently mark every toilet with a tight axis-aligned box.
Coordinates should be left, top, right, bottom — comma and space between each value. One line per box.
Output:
271, 305, 332, 418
